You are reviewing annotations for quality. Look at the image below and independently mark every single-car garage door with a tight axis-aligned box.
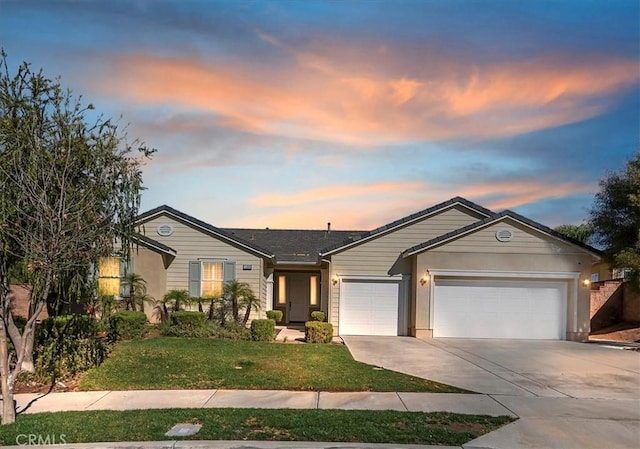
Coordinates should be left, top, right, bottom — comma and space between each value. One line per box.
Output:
340, 279, 401, 336
433, 279, 566, 339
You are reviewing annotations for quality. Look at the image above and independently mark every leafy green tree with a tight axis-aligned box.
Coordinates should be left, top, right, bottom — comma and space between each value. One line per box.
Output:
0, 52, 153, 424
554, 224, 594, 244
590, 152, 640, 288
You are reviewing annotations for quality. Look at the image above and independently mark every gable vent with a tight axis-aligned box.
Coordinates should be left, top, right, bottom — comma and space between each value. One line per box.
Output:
156, 224, 174, 237
495, 228, 514, 242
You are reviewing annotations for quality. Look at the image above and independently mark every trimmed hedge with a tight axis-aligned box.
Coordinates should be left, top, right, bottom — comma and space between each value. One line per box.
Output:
250, 319, 275, 341
265, 310, 283, 323
305, 321, 333, 343
310, 311, 325, 322
109, 311, 147, 340
162, 311, 208, 337
35, 315, 109, 381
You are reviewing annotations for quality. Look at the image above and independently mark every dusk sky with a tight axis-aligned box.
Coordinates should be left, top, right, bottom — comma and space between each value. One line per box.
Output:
1, 0, 638, 231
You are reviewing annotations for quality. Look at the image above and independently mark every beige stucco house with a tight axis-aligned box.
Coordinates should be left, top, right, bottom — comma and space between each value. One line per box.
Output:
113, 197, 601, 341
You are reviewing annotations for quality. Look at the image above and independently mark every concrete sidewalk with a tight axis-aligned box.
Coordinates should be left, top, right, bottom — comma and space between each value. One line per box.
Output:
7, 389, 640, 449
13, 389, 514, 416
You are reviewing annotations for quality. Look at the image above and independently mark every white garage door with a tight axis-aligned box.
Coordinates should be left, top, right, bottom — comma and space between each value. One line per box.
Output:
340, 280, 400, 336
433, 279, 566, 339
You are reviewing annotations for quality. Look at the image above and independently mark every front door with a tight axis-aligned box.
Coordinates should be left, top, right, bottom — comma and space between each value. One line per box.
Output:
289, 275, 310, 322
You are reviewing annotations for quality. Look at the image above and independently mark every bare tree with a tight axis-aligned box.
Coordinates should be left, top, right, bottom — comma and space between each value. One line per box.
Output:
0, 51, 153, 424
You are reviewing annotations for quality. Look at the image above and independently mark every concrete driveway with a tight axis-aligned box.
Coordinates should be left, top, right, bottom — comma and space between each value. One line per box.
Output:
342, 336, 640, 398
343, 336, 640, 449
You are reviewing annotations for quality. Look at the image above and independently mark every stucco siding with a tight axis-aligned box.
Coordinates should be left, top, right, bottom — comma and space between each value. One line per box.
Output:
139, 214, 264, 312
431, 221, 584, 255
131, 247, 167, 322
329, 206, 484, 330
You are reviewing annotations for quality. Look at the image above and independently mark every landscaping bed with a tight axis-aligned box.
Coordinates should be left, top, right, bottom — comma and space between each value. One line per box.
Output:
0, 409, 514, 446
79, 337, 470, 393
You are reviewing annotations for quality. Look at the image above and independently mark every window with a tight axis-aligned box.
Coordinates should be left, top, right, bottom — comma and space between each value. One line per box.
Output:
590, 273, 599, 283
309, 276, 318, 306
98, 257, 121, 296
189, 260, 235, 298
278, 276, 287, 304
202, 261, 224, 298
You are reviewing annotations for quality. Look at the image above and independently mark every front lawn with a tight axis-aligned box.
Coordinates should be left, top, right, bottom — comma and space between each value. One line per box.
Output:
79, 337, 468, 392
0, 409, 514, 446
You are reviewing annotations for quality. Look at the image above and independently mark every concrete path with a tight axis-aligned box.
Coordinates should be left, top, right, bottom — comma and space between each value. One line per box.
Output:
13, 389, 514, 417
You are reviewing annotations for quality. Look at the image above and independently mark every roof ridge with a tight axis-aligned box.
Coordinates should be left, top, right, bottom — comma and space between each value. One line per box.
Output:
319, 196, 495, 255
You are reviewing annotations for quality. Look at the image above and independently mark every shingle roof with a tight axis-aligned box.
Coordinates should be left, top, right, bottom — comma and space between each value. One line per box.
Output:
319, 196, 495, 256
402, 209, 603, 258
137, 205, 275, 259
224, 228, 363, 263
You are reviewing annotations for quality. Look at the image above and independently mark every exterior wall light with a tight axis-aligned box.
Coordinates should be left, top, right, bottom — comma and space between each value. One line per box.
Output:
582, 278, 591, 287
420, 272, 430, 286
332, 274, 340, 285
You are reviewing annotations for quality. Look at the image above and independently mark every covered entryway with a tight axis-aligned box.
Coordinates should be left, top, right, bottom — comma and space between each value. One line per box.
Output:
273, 271, 321, 323
433, 279, 566, 339
339, 278, 405, 336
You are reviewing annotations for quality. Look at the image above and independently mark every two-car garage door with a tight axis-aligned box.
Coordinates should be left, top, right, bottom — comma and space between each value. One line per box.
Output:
433, 279, 567, 339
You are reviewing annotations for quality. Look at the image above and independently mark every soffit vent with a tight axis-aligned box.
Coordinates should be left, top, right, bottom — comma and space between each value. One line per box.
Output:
495, 228, 514, 242
157, 224, 174, 237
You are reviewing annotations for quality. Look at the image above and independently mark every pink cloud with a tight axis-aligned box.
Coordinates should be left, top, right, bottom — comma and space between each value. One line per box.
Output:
93, 46, 638, 147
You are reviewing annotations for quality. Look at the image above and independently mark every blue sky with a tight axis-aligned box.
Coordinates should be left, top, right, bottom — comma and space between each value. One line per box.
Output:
1, 0, 638, 230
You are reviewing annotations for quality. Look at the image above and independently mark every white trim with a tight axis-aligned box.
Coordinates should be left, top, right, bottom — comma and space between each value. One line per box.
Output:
276, 260, 320, 265
339, 274, 403, 281
140, 210, 274, 259
138, 241, 177, 256
321, 202, 491, 256
404, 215, 600, 258
428, 269, 580, 279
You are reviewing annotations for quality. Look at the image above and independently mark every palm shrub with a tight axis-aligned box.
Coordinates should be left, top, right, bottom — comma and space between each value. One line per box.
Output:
153, 289, 191, 323
120, 273, 153, 312
222, 280, 259, 324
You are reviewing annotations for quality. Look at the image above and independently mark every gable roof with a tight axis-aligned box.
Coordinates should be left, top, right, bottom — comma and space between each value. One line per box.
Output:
224, 228, 362, 263
401, 209, 603, 258
137, 205, 275, 259
131, 232, 177, 256
319, 196, 495, 256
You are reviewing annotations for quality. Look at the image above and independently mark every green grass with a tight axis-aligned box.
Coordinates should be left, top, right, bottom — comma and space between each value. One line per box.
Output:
0, 409, 514, 446
79, 337, 469, 392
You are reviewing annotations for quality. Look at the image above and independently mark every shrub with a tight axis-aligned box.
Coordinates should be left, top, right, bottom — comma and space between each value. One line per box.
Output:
109, 311, 147, 340
34, 315, 109, 381
170, 311, 206, 328
250, 319, 275, 341
214, 321, 251, 340
310, 311, 325, 322
161, 311, 208, 337
265, 310, 283, 323
305, 321, 333, 343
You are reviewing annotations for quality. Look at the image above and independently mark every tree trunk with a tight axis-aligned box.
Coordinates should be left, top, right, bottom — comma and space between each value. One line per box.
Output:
0, 322, 16, 424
